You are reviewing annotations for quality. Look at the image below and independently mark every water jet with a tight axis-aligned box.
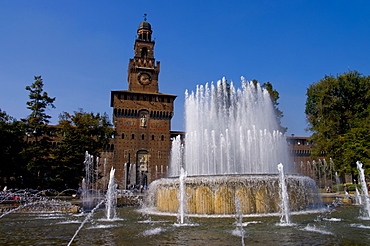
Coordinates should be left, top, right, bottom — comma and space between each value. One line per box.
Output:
356, 161, 370, 218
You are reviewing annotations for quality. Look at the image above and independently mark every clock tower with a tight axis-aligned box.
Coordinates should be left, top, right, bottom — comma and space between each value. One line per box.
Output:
128, 19, 160, 93
110, 18, 176, 189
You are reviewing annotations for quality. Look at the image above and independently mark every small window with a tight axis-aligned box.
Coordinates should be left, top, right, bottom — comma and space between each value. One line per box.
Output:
132, 134, 135, 139
161, 135, 164, 141
122, 133, 125, 139
142, 134, 145, 140
152, 135, 155, 140
141, 47, 148, 58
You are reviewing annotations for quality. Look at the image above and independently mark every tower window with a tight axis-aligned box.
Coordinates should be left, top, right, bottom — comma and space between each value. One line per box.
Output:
141, 47, 148, 58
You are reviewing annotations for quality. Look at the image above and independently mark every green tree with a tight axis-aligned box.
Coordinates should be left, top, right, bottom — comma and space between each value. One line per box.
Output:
23, 76, 56, 188
0, 110, 27, 188
305, 70, 370, 176
53, 109, 113, 189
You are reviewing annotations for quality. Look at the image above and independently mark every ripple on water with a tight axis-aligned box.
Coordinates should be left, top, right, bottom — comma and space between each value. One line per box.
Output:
350, 223, 370, 229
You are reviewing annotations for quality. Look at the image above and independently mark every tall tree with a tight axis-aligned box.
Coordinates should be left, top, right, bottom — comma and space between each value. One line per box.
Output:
0, 110, 27, 188
23, 76, 56, 187
53, 109, 113, 189
305, 70, 370, 177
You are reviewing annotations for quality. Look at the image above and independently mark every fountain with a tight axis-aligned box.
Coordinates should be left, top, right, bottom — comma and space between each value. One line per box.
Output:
335, 171, 340, 193
147, 78, 320, 215
278, 163, 291, 225
80, 152, 106, 211
105, 167, 117, 220
355, 187, 362, 205
356, 161, 370, 218
234, 197, 245, 245
178, 167, 187, 224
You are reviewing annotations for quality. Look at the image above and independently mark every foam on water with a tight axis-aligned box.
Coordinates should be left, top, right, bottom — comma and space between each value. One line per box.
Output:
98, 217, 125, 222
141, 206, 325, 218
142, 227, 165, 236
240, 221, 261, 227
301, 225, 334, 235
87, 224, 120, 229
57, 220, 81, 224
231, 228, 246, 237
138, 219, 168, 224
173, 222, 200, 227
322, 218, 343, 222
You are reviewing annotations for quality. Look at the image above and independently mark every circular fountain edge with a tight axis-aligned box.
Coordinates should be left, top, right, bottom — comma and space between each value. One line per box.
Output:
146, 174, 321, 215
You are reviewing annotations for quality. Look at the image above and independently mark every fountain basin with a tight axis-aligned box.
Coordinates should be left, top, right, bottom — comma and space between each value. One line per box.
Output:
146, 174, 321, 215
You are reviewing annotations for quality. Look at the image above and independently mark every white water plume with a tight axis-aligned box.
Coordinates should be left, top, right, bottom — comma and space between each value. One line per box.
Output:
170, 77, 290, 176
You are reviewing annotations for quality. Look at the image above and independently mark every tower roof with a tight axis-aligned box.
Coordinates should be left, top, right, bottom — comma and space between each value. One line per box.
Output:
138, 21, 151, 31
137, 17, 153, 42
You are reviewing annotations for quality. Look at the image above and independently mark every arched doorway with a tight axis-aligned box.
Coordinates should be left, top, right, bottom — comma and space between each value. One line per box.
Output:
137, 150, 149, 189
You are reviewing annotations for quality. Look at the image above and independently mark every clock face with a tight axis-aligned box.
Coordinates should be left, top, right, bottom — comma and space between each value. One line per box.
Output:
138, 73, 151, 85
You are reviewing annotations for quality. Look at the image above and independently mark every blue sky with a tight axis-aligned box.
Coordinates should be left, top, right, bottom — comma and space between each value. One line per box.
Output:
1, 1, 370, 137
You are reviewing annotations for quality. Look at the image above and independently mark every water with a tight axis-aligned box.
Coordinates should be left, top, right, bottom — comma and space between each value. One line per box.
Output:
170, 78, 290, 177
1, 205, 370, 245
356, 187, 363, 205
335, 171, 340, 192
234, 197, 245, 246
105, 167, 117, 220
0, 200, 48, 219
68, 199, 105, 246
81, 152, 96, 211
178, 167, 187, 224
81, 152, 106, 211
356, 161, 370, 218
278, 163, 291, 225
